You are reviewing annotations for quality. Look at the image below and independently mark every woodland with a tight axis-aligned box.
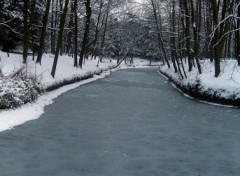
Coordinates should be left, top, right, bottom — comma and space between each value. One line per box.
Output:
0, 0, 239, 78
0, 2, 240, 174
0, 0, 240, 109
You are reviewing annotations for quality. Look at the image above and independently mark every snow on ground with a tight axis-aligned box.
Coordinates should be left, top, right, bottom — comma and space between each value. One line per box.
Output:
159, 59, 240, 100
0, 52, 152, 87
0, 52, 116, 88
0, 51, 155, 132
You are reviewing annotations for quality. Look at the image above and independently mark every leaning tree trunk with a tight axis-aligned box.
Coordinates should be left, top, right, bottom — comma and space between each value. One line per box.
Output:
51, 0, 69, 78
79, 0, 92, 68
36, 0, 51, 64
150, 0, 170, 68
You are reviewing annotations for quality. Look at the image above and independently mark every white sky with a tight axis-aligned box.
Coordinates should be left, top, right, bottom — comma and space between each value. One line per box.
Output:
134, 0, 145, 3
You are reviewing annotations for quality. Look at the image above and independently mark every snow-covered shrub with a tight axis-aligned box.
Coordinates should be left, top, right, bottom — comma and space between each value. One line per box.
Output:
0, 69, 44, 109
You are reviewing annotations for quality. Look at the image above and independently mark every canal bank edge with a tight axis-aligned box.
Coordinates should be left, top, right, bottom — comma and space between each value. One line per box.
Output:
45, 65, 116, 92
44, 64, 160, 92
0, 65, 116, 110
0, 62, 155, 110
158, 69, 240, 108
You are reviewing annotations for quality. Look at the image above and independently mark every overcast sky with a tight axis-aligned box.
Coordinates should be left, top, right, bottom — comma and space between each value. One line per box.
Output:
134, 0, 145, 3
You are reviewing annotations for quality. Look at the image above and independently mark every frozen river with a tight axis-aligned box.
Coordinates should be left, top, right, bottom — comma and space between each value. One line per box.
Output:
0, 68, 239, 176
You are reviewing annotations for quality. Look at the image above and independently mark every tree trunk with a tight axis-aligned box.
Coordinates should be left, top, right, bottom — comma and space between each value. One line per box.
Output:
0, 0, 4, 49
51, 0, 58, 54
79, 0, 92, 68
0, 0, 3, 24
22, 0, 29, 63
51, 0, 69, 78
59, 0, 64, 56
92, 0, 103, 59
22, 0, 36, 64
236, 0, 240, 65
150, 0, 170, 68
36, 0, 51, 64
100, 0, 111, 62
74, 0, 78, 67
66, 1, 74, 56
51, 0, 54, 54
211, 0, 221, 77
182, 0, 193, 72
205, 0, 214, 61
190, 0, 202, 74
170, 1, 178, 73
227, 29, 232, 58
211, 0, 231, 77
178, 0, 187, 78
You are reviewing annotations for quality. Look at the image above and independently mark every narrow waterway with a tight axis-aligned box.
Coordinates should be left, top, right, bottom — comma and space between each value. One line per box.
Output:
0, 68, 239, 176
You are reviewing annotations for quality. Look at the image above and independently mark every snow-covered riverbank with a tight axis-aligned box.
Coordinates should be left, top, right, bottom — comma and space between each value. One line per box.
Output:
1, 51, 239, 132
159, 60, 240, 107
0, 51, 154, 132
0, 52, 116, 109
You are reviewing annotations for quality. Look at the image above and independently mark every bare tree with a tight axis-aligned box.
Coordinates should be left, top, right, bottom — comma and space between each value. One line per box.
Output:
0, 0, 4, 50
210, 0, 234, 77
73, 0, 78, 67
51, 0, 69, 78
150, 0, 170, 68
170, 1, 179, 73
22, 0, 37, 64
235, 0, 240, 65
79, 0, 92, 68
182, 0, 193, 72
190, 0, 202, 74
36, 0, 52, 65
99, 0, 112, 62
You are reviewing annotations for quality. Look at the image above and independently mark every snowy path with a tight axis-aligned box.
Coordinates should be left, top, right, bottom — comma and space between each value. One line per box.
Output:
0, 68, 239, 176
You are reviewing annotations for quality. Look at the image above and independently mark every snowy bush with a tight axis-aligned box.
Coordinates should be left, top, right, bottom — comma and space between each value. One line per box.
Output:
0, 76, 43, 109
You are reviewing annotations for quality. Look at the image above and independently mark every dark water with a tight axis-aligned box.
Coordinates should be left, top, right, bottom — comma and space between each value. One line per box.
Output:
0, 68, 239, 176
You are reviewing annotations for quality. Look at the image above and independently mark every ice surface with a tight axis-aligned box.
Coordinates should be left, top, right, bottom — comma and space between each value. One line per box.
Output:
0, 68, 239, 176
